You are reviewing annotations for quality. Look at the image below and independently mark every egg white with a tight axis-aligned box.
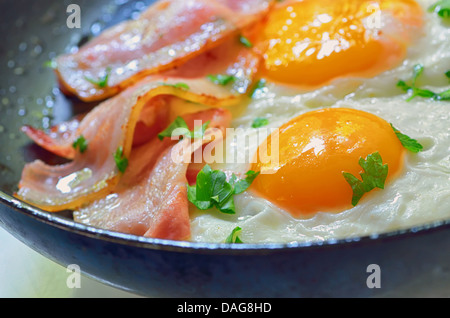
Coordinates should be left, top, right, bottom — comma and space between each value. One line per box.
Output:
189, 0, 450, 244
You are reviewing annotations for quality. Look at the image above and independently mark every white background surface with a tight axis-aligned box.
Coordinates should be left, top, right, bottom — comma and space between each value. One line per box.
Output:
0, 226, 140, 298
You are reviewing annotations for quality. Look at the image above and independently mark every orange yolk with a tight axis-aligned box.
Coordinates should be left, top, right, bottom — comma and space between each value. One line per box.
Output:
258, 0, 423, 87
250, 108, 405, 217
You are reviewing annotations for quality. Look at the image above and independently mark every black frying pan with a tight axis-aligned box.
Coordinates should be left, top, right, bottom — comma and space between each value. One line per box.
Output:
1, 0, 450, 298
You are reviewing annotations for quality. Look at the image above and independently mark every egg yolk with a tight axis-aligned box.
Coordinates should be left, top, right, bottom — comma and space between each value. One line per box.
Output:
250, 108, 405, 217
259, 0, 423, 87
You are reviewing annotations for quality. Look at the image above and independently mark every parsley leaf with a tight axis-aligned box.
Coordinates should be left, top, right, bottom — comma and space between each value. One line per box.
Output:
342, 152, 388, 206
411, 64, 424, 86
436, 89, 450, 100
397, 64, 450, 101
390, 124, 423, 153
114, 147, 129, 174
158, 117, 189, 141
72, 135, 88, 153
229, 170, 260, 195
225, 227, 244, 243
251, 117, 269, 128
158, 82, 190, 90
84, 67, 111, 88
438, 71, 450, 100
187, 165, 260, 214
239, 35, 253, 48
157, 116, 209, 141
43, 60, 57, 69
397, 64, 434, 101
249, 78, 267, 98
428, 0, 450, 19
207, 74, 236, 86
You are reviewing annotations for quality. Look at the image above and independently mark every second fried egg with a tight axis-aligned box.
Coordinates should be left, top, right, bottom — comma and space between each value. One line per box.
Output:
257, 0, 423, 87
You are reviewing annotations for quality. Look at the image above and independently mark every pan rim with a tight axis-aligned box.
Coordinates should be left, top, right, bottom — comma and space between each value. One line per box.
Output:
2, 189, 450, 255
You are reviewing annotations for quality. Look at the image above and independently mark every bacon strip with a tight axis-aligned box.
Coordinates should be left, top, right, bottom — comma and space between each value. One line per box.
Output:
15, 76, 239, 212
21, 97, 169, 160
55, 0, 273, 102
24, 36, 261, 159
21, 116, 83, 160
73, 108, 231, 240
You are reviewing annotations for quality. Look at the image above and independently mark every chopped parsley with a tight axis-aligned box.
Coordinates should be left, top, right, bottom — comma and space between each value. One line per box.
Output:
72, 135, 88, 153
229, 170, 260, 195
114, 147, 129, 174
225, 227, 244, 244
428, 0, 450, 19
158, 116, 209, 141
207, 74, 236, 86
438, 90, 450, 100
390, 124, 423, 153
187, 165, 260, 214
343, 152, 388, 207
251, 117, 269, 128
43, 60, 57, 69
397, 64, 434, 101
158, 82, 190, 90
397, 64, 450, 101
84, 67, 111, 88
239, 35, 253, 48
249, 78, 267, 98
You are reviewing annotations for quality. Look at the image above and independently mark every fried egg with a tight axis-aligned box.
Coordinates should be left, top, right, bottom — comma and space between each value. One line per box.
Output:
189, 0, 450, 244
258, 0, 423, 88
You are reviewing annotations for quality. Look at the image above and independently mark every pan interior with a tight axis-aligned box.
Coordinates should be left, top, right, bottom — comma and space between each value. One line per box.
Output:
0, 0, 156, 194
0, 0, 448, 251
